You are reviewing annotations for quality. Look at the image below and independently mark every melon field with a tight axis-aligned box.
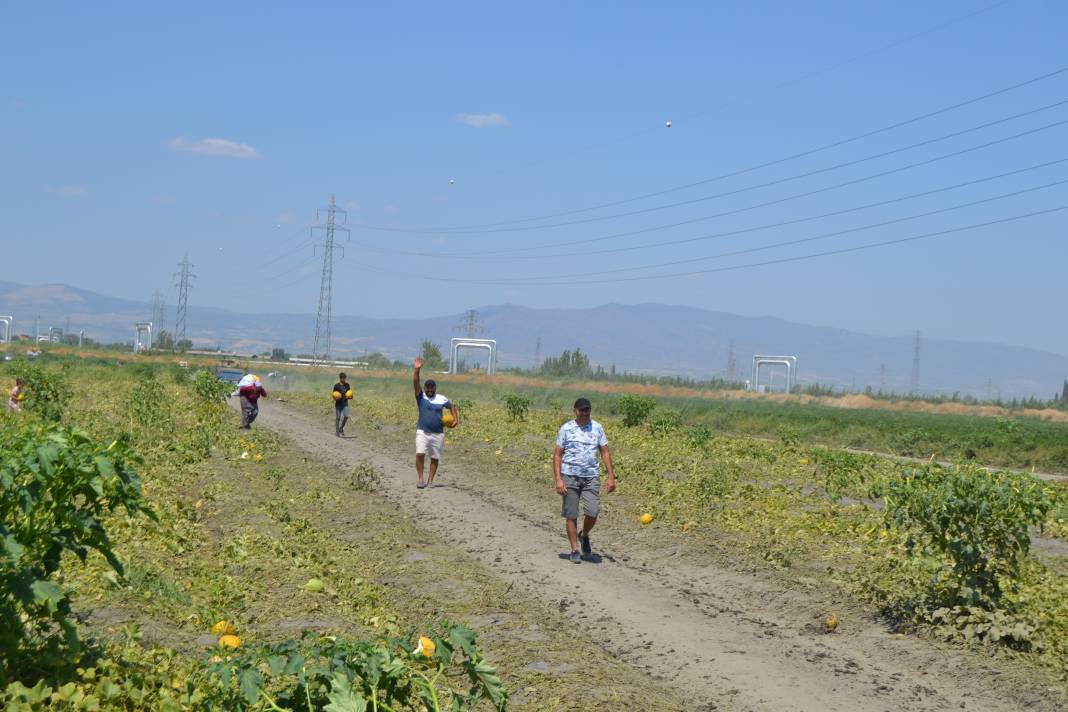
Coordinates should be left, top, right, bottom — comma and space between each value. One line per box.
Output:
3, 351, 1068, 710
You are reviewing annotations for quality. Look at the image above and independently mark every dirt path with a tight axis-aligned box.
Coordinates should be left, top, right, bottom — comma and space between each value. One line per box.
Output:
248, 401, 1063, 712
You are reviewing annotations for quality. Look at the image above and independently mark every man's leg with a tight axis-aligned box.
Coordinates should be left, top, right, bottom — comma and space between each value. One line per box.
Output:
415, 453, 426, 485
565, 518, 580, 552
577, 478, 601, 557
339, 410, 348, 435
561, 476, 581, 557
335, 408, 342, 435
240, 397, 251, 428
427, 457, 439, 485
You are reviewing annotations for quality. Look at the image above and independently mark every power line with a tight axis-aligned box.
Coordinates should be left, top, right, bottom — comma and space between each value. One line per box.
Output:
438, 0, 1022, 195
498, 177, 1068, 282
237, 260, 322, 299
355, 205, 1067, 285
409, 100, 1068, 237
358, 65, 1068, 234
197, 225, 315, 287
356, 155, 1068, 261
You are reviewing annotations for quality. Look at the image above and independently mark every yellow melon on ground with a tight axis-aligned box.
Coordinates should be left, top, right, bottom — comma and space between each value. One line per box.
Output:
640, 513, 654, 525
218, 634, 242, 648
210, 620, 237, 636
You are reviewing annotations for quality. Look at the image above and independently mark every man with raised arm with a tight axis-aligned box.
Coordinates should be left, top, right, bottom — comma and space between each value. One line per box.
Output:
554, 397, 616, 563
413, 357, 459, 489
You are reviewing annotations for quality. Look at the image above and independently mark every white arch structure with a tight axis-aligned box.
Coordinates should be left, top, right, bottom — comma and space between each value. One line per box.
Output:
449, 337, 497, 375
48, 327, 64, 344
0, 316, 12, 344
752, 355, 797, 393
134, 321, 153, 353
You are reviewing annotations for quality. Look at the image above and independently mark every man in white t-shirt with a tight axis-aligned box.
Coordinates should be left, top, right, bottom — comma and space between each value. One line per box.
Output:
554, 397, 616, 563
413, 358, 459, 489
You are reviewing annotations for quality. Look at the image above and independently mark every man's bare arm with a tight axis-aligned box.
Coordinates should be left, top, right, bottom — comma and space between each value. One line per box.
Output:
412, 358, 424, 397
600, 444, 616, 493
554, 446, 566, 495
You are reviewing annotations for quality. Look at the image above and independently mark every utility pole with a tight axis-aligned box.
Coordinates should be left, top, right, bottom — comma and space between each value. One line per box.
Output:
726, 340, 737, 380
533, 335, 541, 369
909, 330, 921, 395
174, 255, 195, 347
150, 290, 166, 347
311, 196, 350, 363
34, 315, 39, 343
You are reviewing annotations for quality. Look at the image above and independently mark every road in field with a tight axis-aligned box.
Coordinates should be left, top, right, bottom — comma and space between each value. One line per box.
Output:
247, 400, 1061, 712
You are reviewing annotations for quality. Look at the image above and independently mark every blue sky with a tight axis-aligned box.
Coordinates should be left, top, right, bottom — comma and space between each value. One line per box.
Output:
2, 1, 1067, 354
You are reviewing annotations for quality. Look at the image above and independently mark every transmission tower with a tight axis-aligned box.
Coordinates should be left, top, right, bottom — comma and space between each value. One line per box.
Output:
725, 340, 737, 380
909, 330, 921, 395
457, 309, 481, 337
173, 255, 195, 347
311, 196, 350, 362
533, 335, 541, 368
150, 290, 166, 346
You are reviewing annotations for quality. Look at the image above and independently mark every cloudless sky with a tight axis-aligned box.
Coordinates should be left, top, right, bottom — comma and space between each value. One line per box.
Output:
2, 1, 1066, 353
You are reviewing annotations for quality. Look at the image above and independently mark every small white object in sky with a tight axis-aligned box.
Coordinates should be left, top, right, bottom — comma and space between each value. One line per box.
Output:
449, 179, 455, 185
275, 224, 282, 229
665, 120, 672, 128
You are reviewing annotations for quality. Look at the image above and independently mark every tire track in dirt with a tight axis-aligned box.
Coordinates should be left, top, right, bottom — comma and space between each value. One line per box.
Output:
248, 400, 1063, 712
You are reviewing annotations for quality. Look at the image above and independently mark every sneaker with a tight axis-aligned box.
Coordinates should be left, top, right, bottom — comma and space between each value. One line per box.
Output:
417, 482, 427, 489
579, 532, 592, 557
569, 550, 581, 564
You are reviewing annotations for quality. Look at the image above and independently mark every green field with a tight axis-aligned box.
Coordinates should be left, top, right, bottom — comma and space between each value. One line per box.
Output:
276, 368, 1068, 473
3, 351, 1068, 710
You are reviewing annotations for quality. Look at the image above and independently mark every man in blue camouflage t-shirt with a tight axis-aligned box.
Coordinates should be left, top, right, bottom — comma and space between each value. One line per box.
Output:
554, 397, 616, 563
413, 357, 459, 489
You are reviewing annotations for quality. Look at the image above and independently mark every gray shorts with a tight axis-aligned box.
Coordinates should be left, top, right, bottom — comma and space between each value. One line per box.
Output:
561, 474, 600, 519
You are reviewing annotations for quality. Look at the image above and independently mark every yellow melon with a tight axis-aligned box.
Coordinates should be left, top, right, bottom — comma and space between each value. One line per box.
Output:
413, 635, 436, 657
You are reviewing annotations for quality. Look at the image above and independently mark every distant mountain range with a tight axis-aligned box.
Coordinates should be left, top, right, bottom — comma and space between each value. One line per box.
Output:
1, 280, 1065, 400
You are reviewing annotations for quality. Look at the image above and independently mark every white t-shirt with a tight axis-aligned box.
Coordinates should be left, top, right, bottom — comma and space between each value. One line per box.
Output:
556, 419, 608, 477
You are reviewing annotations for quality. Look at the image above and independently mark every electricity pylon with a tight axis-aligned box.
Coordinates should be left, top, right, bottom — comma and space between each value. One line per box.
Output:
311, 196, 350, 362
173, 255, 195, 347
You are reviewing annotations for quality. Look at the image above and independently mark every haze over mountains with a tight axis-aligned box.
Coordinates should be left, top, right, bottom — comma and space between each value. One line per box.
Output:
1, 280, 1064, 400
